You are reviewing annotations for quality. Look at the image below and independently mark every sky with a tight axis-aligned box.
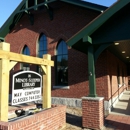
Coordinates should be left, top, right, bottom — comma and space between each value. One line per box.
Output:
0, 0, 117, 28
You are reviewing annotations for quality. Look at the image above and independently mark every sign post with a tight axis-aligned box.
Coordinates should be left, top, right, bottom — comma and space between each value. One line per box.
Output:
0, 43, 10, 121
0, 42, 54, 121
42, 54, 51, 108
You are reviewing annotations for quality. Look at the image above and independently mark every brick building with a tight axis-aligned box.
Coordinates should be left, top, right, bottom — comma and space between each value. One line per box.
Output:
0, 0, 130, 116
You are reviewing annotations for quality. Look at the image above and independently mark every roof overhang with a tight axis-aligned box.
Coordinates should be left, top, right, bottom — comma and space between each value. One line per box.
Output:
67, 0, 130, 64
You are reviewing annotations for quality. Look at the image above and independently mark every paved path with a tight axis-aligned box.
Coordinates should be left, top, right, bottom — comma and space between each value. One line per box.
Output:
110, 90, 130, 116
106, 114, 130, 130
105, 90, 130, 130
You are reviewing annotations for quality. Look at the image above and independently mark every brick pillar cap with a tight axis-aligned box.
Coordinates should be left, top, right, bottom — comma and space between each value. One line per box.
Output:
82, 97, 104, 101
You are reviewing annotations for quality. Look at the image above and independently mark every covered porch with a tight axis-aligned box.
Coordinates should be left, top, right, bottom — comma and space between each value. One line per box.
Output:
67, 0, 130, 129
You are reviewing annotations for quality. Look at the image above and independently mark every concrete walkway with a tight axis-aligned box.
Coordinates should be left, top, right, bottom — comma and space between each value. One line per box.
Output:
105, 90, 130, 130
111, 90, 130, 116
106, 114, 130, 130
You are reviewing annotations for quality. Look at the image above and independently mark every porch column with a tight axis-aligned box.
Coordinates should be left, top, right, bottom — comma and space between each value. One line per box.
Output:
88, 45, 97, 97
82, 45, 104, 129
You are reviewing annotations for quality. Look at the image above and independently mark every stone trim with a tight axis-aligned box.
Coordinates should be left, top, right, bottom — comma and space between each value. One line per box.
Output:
53, 86, 70, 89
51, 97, 82, 108
82, 96, 104, 101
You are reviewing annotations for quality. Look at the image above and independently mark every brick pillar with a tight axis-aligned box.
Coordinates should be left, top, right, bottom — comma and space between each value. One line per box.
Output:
82, 97, 104, 130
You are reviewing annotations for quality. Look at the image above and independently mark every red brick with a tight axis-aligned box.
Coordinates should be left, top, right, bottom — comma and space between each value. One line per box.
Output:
0, 105, 66, 130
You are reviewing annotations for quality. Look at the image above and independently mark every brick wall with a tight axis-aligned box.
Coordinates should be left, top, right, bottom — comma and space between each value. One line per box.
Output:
107, 51, 128, 100
95, 51, 108, 99
82, 97, 104, 129
0, 105, 66, 130
51, 49, 89, 98
6, 1, 99, 55
5, 1, 99, 98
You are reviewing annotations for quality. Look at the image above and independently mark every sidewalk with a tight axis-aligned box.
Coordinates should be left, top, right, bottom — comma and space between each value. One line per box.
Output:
105, 90, 130, 130
110, 90, 130, 116
105, 114, 130, 130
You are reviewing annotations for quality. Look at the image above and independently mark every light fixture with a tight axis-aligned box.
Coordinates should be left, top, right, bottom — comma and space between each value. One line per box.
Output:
122, 51, 125, 53
126, 56, 129, 58
114, 42, 119, 45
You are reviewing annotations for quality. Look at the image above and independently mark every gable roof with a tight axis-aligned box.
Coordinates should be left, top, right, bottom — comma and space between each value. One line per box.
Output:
0, 0, 107, 41
67, 0, 130, 46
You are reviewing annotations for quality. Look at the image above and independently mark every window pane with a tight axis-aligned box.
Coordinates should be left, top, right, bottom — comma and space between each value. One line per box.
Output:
62, 55, 68, 67
57, 43, 62, 55
37, 34, 47, 73
56, 40, 68, 85
57, 41, 68, 55
57, 56, 62, 66
43, 50, 47, 55
62, 41, 68, 54
39, 34, 47, 58
22, 45, 30, 69
39, 51, 43, 58
23, 46, 30, 55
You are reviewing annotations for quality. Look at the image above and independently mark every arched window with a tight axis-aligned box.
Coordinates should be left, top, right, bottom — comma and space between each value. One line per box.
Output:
56, 40, 68, 85
22, 45, 30, 71
37, 33, 47, 73
38, 33, 47, 58
22, 45, 30, 55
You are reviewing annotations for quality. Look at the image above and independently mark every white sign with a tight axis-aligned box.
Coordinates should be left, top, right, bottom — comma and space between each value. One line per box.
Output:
11, 71, 42, 105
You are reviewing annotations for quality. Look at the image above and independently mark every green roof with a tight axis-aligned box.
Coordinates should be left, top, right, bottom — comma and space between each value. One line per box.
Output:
66, 0, 130, 64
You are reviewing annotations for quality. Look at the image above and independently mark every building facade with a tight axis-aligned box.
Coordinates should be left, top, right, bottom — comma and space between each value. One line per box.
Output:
0, 0, 129, 115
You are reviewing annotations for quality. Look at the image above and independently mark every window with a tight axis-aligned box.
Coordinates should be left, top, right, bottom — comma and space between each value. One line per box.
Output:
22, 45, 30, 71
37, 33, 47, 73
56, 40, 68, 86
38, 33, 47, 58
23, 45, 30, 55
